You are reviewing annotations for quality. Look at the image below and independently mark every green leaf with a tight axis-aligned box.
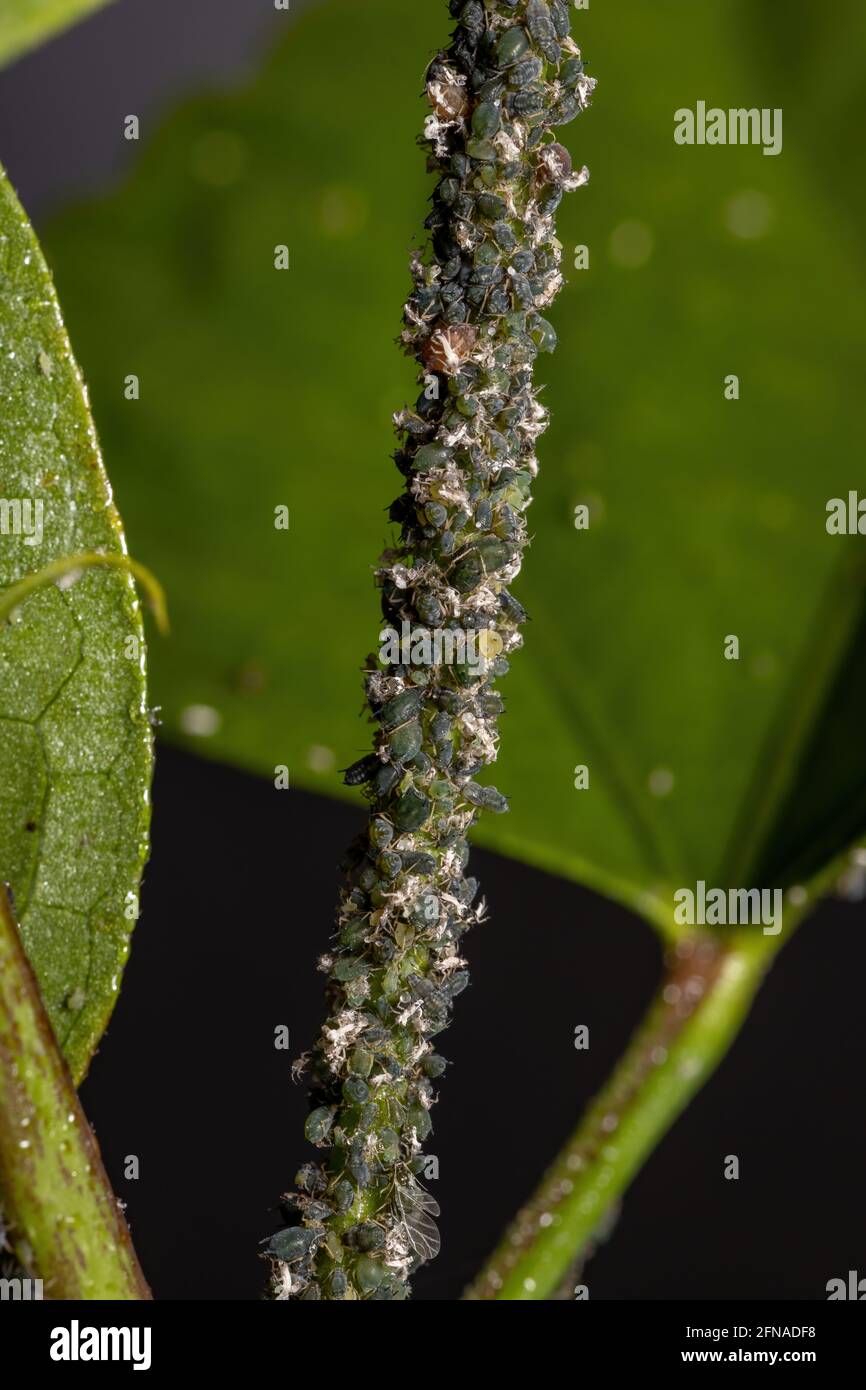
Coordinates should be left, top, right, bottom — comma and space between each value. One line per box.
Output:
0, 0, 112, 68
0, 163, 152, 1084
42, 0, 866, 929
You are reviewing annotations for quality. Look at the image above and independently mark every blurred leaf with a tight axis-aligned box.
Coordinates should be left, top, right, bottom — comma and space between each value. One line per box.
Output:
43, 0, 866, 928
0, 164, 152, 1084
0, 0, 112, 67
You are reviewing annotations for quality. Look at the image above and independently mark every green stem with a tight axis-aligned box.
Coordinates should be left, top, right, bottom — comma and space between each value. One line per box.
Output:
0, 551, 168, 633
0, 886, 151, 1299
466, 927, 784, 1300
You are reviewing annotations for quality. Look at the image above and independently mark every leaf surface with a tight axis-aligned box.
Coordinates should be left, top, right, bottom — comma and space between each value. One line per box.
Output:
0, 163, 152, 1082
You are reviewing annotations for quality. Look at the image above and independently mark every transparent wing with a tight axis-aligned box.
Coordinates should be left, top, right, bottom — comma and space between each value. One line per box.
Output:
396, 1182, 441, 1262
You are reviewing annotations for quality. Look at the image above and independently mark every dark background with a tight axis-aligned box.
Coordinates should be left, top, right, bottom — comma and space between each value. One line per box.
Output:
1, 0, 864, 1300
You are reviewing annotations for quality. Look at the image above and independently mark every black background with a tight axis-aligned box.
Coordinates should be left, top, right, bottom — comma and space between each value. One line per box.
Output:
1, 0, 864, 1301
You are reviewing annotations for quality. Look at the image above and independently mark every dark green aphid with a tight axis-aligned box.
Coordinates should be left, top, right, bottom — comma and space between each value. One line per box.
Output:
450, 537, 514, 593
267, 1227, 318, 1263
550, 0, 570, 38
422, 1053, 448, 1079
304, 1107, 334, 1145
349, 1158, 371, 1189
386, 718, 423, 763
378, 1128, 401, 1164
416, 591, 445, 625
393, 786, 432, 831
378, 850, 402, 879
471, 101, 501, 139
343, 1076, 370, 1105
529, 315, 557, 353
477, 191, 507, 220
372, 762, 401, 797
401, 850, 437, 876
343, 753, 380, 786
380, 687, 424, 729
462, 781, 509, 814
333, 956, 367, 983
355, 1255, 386, 1293
334, 1180, 355, 1214
560, 55, 585, 86
412, 442, 451, 472
509, 55, 543, 86
354, 1223, 386, 1253
495, 25, 530, 66
492, 221, 517, 251
406, 1105, 433, 1142
510, 86, 547, 117
370, 817, 393, 849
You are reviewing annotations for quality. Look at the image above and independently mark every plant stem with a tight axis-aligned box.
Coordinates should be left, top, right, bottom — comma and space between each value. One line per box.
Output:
0, 886, 151, 1299
466, 927, 784, 1300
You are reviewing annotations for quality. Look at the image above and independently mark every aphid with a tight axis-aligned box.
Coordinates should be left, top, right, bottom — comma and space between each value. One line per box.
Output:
354, 1222, 386, 1253
509, 86, 547, 117
536, 141, 573, 186
372, 762, 401, 797
393, 786, 431, 832
494, 25, 530, 68
343, 753, 380, 787
294, 1164, 326, 1195
334, 1180, 355, 1214
422, 323, 477, 375
422, 1053, 448, 1079
449, 537, 514, 593
462, 781, 509, 814
343, 1076, 370, 1105
266, 1226, 319, 1263
427, 80, 469, 123
379, 686, 424, 729
304, 1107, 334, 1146
394, 1180, 441, 1264
386, 718, 423, 763
354, 1255, 386, 1293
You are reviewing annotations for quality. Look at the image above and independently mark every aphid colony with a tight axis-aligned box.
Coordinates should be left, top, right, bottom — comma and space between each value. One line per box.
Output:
269, 0, 594, 1300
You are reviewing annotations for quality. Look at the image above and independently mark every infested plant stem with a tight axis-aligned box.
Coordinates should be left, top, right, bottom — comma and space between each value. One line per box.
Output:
268, 0, 595, 1300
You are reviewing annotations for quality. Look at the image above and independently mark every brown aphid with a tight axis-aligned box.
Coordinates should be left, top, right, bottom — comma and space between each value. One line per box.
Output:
427, 80, 468, 123
421, 323, 476, 375
535, 142, 573, 186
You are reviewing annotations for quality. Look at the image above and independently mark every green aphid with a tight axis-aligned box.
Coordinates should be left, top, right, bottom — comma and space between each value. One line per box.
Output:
267, 1227, 318, 1263
471, 101, 501, 139
393, 786, 432, 831
304, 1107, 334, 1146
379, 687, 424, 729
495, 26, 530, 67
354, 1255, 385, 1293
